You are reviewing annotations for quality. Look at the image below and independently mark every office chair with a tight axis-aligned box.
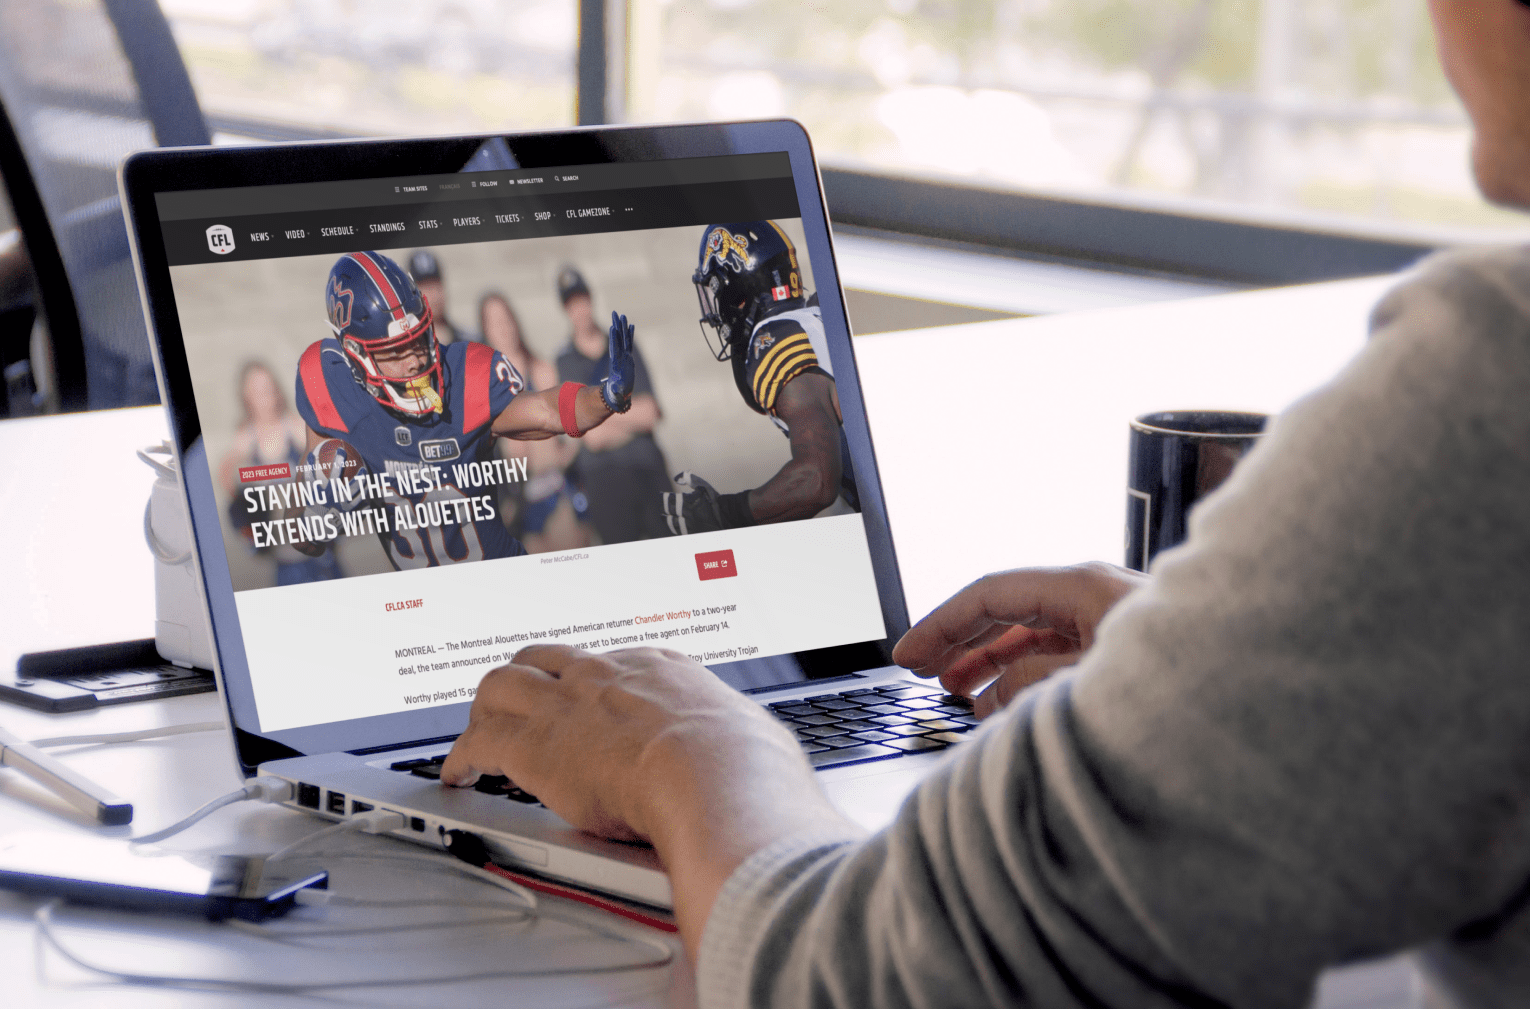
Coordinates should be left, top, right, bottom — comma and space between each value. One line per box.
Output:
0, 0, 209, 416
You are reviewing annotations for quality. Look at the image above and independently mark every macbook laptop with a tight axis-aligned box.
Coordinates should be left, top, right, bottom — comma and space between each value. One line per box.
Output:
119, 121, 977, 909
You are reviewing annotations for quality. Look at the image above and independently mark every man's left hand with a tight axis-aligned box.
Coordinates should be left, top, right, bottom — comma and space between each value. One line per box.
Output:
602, 311, 635, 414
441, 645, 816, 843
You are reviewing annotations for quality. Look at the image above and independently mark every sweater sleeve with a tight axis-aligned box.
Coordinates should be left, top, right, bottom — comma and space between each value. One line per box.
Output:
695, 247, 1530, 1009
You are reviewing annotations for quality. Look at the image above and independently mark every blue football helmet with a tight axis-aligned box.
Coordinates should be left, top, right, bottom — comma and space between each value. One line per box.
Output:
325, 251, 442, 417
692, 221, 804, 361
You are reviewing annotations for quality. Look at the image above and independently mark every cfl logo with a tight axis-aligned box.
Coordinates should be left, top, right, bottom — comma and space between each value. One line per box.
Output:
206, 224, 235, 255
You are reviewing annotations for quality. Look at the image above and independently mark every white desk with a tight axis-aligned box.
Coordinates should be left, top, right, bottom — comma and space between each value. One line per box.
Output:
0, 273, 1415, 1009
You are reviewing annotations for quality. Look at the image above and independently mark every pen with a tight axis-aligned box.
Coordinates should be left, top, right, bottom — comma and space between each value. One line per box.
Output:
0, 724, 133, 826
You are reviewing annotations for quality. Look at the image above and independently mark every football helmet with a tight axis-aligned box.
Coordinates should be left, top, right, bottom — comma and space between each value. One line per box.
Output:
325, 251, 443, 417
692, 221, 804, 361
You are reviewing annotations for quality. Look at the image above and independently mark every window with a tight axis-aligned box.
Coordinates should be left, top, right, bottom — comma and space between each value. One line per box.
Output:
163, 0, 578, 139
624, 0, 1530, 240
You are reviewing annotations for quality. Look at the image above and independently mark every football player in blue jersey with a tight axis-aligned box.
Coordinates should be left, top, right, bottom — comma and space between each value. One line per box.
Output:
660, 221, 858, 535
291, 250, 634, 568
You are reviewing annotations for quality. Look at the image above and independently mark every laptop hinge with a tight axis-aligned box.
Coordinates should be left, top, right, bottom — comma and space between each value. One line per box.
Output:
347, 733, 459, 757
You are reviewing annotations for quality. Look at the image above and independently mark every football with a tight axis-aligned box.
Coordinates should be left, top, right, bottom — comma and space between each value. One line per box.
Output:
311, 438, 366, 483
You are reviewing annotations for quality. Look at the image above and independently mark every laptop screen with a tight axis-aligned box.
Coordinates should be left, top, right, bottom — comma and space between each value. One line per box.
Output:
141, 138, 897, 748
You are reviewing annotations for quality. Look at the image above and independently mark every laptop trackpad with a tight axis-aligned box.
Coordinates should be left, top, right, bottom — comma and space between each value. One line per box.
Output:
820, 756, 939, 832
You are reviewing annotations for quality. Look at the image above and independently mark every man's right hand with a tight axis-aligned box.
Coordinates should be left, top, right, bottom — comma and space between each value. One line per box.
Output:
891, 562, 1148, 718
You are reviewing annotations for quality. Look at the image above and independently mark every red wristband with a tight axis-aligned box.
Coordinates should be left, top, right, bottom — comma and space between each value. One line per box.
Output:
558, 382, 583, 438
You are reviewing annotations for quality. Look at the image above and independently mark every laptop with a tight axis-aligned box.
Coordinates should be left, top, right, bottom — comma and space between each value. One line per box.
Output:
119, 121, 977, 909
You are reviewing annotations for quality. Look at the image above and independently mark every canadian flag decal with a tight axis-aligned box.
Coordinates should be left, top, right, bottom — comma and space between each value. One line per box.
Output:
771, 284, 790, 301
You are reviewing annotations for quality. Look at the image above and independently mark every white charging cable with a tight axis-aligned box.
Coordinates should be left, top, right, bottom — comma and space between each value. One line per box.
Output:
130, 778, 294, 845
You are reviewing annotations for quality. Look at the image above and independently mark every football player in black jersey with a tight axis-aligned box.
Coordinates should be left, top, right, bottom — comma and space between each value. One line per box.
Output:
661, 221, 858, 535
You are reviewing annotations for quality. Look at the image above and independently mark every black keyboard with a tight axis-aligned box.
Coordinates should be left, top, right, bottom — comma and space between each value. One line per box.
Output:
767, 681, 977, 770
387, 755, 542, 804
384, 682, 977, 792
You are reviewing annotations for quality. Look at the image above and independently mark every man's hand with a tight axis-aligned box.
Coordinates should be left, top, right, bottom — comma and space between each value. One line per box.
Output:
892, 562, 1148, 718
661, 471, 725, 534
601, 311, 635, 414
441, 646, 854, 958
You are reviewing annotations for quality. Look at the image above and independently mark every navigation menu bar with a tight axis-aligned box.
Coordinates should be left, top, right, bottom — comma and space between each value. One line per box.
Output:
160, 176, 800, 267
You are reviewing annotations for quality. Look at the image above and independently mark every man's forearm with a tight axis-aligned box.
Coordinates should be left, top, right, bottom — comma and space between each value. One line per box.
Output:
637, 730, 859, 962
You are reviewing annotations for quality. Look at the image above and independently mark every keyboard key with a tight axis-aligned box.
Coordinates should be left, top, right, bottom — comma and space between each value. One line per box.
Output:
795, 713, 843, 726
940, 695, 975, 709
808, 743, 901, 768
843, 688, 879, 697
389, 758, 431, 771
505, 787, 540, 804
409, 763, 444, 780
473, 775, 512, 795
876, 684, 938, 697
812, 699, 863, 712
774, 717, 807, 728
805, 694, 839, 701
895, 697, 942, 710
850, 729, 896, 743
885, 724, 932, 737
834, 719, 880, 733
801, 743, 829, 754
916, 718, 965, 732
924, 732, 968, 745
932, 704, 972, 717
818, 736, 866, 748
860, 703, 907, 716
801, 725, 851, 739
775, 704, 818, 717
867, 713, 917, 727
884, 736, 947, 753
952, 715, 981, 726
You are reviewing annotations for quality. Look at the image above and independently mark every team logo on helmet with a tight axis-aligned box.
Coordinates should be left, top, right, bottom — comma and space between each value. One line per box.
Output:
327, 276, 354, 332
703, 228, 754, 274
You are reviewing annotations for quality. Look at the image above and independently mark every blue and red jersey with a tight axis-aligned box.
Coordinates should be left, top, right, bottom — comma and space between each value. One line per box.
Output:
294, 337, 526, 568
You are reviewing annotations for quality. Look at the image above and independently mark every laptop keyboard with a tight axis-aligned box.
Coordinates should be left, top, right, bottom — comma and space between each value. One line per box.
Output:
384, 682, 977, 795
768, 682, 977, 769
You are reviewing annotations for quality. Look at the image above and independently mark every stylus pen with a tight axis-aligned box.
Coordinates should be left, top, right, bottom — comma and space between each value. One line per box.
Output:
0, 724, 133, 826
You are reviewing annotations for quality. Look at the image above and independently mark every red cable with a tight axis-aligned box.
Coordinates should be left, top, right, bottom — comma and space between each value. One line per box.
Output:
481, 862, 678, 933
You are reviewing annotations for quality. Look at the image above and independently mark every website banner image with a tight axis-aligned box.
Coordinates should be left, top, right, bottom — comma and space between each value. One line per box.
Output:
169, 219, 886, 730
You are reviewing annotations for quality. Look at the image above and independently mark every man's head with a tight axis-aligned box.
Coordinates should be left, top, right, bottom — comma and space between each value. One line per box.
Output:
692, 221, 803, 362
1428, 0, 1530, 209
327, 251, 443, 418
408, 249, 447, 325
558, 266, 604, 354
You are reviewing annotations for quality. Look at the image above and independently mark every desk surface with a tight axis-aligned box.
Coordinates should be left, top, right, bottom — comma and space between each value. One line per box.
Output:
0, 274, 1409, 1008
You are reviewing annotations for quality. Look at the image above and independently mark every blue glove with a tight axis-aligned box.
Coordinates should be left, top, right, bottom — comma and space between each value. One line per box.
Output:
601, 311, 635, 414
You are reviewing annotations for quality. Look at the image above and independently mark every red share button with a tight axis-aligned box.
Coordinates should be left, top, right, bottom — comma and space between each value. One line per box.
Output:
695, 549, 737, 581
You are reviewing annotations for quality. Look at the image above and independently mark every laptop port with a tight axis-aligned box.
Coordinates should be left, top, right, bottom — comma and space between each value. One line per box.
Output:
350, 800, 373, 814
326, 791, 346, 815
410, 817, 426, 832
296, 783, 320, 809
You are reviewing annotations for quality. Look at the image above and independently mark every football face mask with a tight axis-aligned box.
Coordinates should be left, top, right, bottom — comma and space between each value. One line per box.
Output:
342, 305, 443, 417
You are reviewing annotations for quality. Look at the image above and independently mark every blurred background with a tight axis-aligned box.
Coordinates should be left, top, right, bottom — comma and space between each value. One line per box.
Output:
0, 0, 1520, 419
165, 0, 1525, 238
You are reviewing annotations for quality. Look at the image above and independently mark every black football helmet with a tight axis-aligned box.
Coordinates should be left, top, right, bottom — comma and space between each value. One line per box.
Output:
692, 221, 804, 361
325, 251, 442, 418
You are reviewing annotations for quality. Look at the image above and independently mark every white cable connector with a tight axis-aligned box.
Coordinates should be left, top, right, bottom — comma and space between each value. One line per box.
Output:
265, 809, 407, 863
350, 809, 407, 834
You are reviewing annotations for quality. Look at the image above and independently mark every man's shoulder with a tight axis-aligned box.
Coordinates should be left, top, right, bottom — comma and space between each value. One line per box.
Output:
1372, 245, 1530, 360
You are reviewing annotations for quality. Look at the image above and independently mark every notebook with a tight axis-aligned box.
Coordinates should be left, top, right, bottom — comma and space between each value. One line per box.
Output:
119, 122, 974, 908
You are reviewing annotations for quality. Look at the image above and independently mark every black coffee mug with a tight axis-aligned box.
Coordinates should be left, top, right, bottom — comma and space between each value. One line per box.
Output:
1126, 410, 1267, 571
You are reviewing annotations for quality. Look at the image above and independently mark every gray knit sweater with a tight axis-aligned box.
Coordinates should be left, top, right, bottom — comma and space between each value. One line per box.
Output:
696, 247, 1530, 1009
